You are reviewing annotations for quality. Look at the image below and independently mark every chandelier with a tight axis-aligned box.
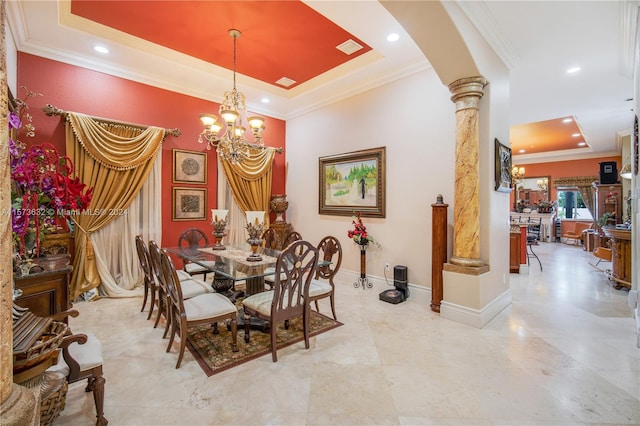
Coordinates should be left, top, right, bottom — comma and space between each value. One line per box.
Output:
198, 29, 266, 164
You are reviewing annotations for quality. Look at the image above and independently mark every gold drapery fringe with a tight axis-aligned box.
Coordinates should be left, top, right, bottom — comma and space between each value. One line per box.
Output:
42, 103, 181, 137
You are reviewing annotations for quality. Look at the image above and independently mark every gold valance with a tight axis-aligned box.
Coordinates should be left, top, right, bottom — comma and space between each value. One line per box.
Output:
66, 112, 165, 170
553, 176, 598, 188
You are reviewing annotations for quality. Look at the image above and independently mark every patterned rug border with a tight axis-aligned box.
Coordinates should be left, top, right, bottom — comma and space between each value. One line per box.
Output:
186, 311, 343, 376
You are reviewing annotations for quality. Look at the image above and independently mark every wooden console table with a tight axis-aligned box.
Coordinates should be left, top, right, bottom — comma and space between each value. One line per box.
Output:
602, 227, 631, 289
14, 267, 73, 319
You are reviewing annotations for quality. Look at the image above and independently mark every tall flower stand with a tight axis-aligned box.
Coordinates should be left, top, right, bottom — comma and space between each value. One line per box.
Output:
353, 244, 373, 289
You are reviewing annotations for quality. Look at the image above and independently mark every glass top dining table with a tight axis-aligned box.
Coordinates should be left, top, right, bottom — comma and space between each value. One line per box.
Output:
163, 242, 282, 297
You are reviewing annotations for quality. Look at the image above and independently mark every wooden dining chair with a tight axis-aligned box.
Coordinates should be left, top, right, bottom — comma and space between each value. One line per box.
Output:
282, 231, 302, 249
308, 235, 342, 320
135, 235, 157, 320
261, 227, 279, 249
242, 240, 318, 362
160, 249, 239, 368
178, 228, 216, 280
44, 309, 108, 426
148, 240, 212, 337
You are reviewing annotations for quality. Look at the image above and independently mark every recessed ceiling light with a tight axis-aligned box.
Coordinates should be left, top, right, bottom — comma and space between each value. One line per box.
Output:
578, 142, 587, 147
572, 133, 581, 137
94, 45, 109, 54
519, 149, 526, 153
261, 97, 270, 104
562, 118, 573, 123
386, 33, 400, 42
566, 66, 581, 74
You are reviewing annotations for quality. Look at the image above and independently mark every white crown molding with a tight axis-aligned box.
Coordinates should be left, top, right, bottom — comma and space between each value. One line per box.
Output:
514, 149, 622, 165
620, 1, 640, 78
455, 0, 520, 70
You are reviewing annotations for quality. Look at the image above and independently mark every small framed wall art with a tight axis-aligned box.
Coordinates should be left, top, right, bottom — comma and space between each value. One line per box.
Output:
494, 138, 513, 193
173, 149, 207, 184
172, 187, 207, 221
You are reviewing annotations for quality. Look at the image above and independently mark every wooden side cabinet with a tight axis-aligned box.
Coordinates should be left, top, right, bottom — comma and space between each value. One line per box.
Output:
14, 267, 72, 318
509, 231, 521, 273
602, 227, 631, 289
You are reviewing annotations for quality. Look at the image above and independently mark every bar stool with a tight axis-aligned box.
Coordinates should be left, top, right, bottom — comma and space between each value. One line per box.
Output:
526, 234, 542, 271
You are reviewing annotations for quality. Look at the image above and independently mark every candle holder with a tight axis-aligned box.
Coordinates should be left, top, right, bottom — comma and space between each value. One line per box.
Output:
211, 209, 229, 250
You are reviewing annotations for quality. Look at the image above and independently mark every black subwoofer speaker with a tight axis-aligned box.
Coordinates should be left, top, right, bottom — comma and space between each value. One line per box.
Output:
599, 161, 618, 184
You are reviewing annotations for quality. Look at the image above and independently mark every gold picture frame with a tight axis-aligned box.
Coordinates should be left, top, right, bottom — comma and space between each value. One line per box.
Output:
173, 149, 207, 184
172, 187, 207, 221
319, 147, 386, 218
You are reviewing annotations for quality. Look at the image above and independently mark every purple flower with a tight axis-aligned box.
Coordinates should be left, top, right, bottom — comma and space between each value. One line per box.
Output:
8, 112, 21, 129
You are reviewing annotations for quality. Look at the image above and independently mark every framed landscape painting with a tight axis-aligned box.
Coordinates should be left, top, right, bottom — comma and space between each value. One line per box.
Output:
172, 187, 207, 221
319, 147, 386, 218
173, 149, 207, 184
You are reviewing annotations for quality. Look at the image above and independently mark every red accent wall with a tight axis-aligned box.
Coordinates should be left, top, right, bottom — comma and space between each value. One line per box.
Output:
511, 155, 621, 208
17, 53, 286, 246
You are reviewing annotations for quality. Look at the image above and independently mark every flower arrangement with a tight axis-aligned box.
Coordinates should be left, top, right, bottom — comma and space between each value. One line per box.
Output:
347, 212, 380, 247
605, 190, 618, 203
10, 88, 93, 258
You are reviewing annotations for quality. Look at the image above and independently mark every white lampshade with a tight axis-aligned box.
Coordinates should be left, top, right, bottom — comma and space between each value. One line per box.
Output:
220, 109, 239, 124
200, 114, 216, 127
211, 209, 228, 223
247, 116, 265, 130
210, 122, 222, 133
246, 211, 265, 225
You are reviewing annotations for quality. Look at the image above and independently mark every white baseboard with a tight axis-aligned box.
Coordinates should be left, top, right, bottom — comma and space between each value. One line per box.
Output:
336, 269, 431, 305
440, 289, 512, 328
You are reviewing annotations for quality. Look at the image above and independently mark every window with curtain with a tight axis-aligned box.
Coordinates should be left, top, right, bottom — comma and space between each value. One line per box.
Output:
556, 187, 593, 220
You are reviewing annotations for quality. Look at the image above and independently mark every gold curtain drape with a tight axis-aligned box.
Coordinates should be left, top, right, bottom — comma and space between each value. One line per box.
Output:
65, 112, 165, 299
220, 146, 277, 224
554, 176, 598, 221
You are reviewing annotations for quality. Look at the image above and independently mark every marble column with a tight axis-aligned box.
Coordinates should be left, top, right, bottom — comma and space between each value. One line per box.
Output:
447, 76, 488, 270
0, 2, 39, 424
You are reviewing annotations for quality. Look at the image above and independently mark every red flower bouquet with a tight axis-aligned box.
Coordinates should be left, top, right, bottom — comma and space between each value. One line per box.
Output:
347, 212, 380, 247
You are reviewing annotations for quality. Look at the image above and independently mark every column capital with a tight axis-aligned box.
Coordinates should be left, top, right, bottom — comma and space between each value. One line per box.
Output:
449, 76, 488, 111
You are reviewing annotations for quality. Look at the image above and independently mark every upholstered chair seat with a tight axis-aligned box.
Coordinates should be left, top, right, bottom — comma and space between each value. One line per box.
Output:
176, 269, 193, 281
183, 293, 236, 321
184, 260, 217, 276
180, 278, 213, 299
241, 290, 275, 316
308, 279, 332, 298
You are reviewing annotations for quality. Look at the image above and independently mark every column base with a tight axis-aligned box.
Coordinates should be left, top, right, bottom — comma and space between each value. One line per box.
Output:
444, 260, 490, 275
0, 383, 39, 426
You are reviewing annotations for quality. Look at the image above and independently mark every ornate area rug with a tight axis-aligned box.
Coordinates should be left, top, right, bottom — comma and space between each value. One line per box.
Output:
186, 311, 343, 376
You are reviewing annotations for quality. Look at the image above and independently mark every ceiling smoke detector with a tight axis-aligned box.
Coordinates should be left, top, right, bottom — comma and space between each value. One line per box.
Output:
336, 39, 363, 55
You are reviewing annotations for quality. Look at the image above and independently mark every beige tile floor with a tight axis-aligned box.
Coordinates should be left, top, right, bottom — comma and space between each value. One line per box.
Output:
56, 242, 639, 425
